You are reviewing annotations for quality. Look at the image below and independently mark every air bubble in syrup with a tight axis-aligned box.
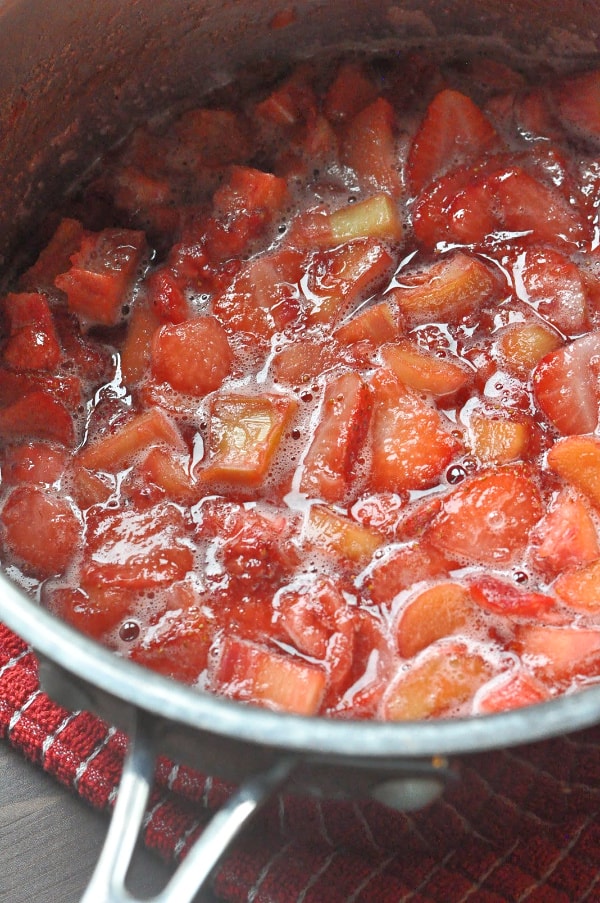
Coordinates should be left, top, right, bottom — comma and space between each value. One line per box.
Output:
119, 620, 140, 642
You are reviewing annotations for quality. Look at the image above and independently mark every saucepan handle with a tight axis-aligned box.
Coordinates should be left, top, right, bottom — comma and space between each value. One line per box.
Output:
81, 714, 296, 903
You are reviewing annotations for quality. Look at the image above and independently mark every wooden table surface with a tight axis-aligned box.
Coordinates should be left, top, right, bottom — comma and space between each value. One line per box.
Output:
0, 741, 219, 903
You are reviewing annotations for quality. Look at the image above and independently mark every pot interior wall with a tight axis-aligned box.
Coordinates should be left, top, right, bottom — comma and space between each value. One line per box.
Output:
0, 0, 598, 273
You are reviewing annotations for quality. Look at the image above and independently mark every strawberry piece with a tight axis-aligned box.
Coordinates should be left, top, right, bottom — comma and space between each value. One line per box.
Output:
324, 61, 378, 122
48, 585, 135, 640
216, 510, 298, 593
144, 267, 189, 324
553, 69, 600, 145
19, 218, 85, 291
199, 393, 297, 488
151, 315, 234, 396
0, 367, 81, 411
211, 635, 327, 715
532, 490, 600, 578
516, 624, 600, 682
368, 367, 461, 493
305, 237, 394, 325
204, 166, 289, 260
350, 492, 408, 539
533, 332, 600, 435
382, 641, 493, 720
512, 247, 589, 336
547, 435, 600, 510
55, 227, 146, 326
427, 466, 543, 566
82, 502, 193, 590
476, 670, 550, 714
276, 576, 355, 699
413, 163, 586, 249
53, 310, 113, 386
341, 97, 401, 196
78, 406, 185, 472
131, 583, 214, 683
486, 89, 562, 144
486, 165, 586, 246
2, 441, 68, 486
381, 340, 472, 397
3, 292, 61, 371
397, 582, 475, 659
412, 165, 495, 248
0, 390, 75, 446
1, 485, 82, 578
212, 248, 304, 338
299, 371, 371, 503
362, 540, 453, 606
468, 575, 555, 618
554, 558, 600, 614
407, 88, 499, 195
387, 252, 498, 326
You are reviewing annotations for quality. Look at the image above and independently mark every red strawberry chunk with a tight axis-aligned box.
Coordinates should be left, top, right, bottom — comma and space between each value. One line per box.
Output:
47, 585, 136, 641
341, 98, 401, 196
427, 466, 543, 566
1, 485, 82, 578
413, 162, 587, 249
532, 490, 600, 578
131, 589, 214, 684
533, 332, 600, 436
3, 292, 61, 371
204, 166, 288, 260
468, 575, 555, 618
144, 267, 189, 323
512, 247, 589, 336
0, 390, 75, 446
361, 541, 453, 607
476, 670, 550, 714
408, 88, 499, 195
299, 371, 371, 503
82, 502, 193, 590
368, 368, 461, 493
412, 165, 495, 248
19, 218, 85, 291
151, 315, 234, 396
212, 248, 304, 338
55, 228, 146, 326
2, 441, 68, 486
516, 624, 600, 682
488, 166, 586, 246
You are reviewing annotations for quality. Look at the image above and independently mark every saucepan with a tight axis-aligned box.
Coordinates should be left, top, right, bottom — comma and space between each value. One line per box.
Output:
1, 1, 600, 901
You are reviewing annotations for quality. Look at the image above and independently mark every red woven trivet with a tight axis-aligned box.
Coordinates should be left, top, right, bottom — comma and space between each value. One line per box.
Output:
2, 620, 600, 902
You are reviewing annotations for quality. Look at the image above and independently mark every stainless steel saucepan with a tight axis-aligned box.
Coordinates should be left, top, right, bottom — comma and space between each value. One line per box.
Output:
1, 2, 600, 901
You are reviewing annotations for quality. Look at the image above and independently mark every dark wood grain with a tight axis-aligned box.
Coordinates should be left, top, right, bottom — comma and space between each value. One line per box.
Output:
0, 742, 219, 902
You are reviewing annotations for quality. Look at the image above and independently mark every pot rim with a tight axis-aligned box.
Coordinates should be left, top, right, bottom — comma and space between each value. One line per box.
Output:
3, 571, 600, 759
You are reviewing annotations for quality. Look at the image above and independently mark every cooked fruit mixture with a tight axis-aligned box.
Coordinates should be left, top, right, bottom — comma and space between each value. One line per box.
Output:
3, 52, 600, 719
